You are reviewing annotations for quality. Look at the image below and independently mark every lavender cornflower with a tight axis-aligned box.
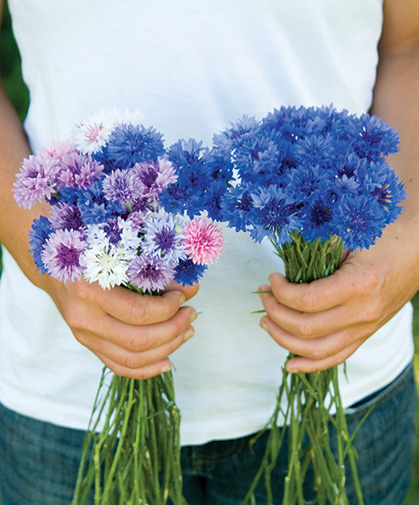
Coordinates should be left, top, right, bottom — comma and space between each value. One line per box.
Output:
142, 212, 186, 264
14, 152, 61, 208
127, 255, 176, 293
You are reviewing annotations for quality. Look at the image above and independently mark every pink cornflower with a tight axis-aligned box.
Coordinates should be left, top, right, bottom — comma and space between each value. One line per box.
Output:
183, 218, 224, 265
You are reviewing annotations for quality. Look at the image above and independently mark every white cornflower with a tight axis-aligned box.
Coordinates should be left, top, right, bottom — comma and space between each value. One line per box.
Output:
72, 109, 120, 155
81, 239, 136, 289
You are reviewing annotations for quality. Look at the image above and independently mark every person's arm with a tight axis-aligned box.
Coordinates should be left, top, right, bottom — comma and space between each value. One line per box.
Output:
258, 0, 419, 373
0, 0, 198, 379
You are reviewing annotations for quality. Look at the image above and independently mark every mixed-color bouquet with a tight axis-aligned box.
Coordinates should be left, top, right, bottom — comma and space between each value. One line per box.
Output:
14, 109, 224, 505
208, 104, 405, 505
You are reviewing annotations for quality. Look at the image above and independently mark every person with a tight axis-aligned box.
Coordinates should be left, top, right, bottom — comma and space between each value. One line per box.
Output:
0, 1, 418, 504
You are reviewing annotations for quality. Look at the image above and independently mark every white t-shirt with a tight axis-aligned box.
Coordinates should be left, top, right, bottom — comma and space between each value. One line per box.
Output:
0, 0, 413, 446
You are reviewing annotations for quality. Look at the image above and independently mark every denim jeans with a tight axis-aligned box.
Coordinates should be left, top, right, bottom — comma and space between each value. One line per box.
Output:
0, 362, 416, 505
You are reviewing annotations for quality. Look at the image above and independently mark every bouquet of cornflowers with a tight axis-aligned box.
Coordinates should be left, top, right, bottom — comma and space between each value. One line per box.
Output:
209, 104, 406, 505
14, 109, 224, 505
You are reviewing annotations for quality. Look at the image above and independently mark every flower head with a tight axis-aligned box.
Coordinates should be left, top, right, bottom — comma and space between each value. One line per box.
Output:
183, 218, 224, 265
81, 238, 136, 289
29, 215, 53, 274
127, 255, 176, 293
72, 109, 120, 155
174, 258, 208, 286
142, 212, 186, 264
41, 229, 86, 282
106, 123, 165, 169
14, 152, 61, 208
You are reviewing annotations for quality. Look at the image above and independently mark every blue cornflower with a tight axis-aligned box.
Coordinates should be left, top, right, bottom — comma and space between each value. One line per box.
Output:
301, 198, 334, 242
78, 181, 125, 225
202, 179, 229, 222
288, 164, 329, 203
163, 139, 214, 217
212, 115, 260, 159
333, 195, 385, 250
173, 258, 208, 286
29, 215, 53, 274
347, 113, 400, 160
294, 133, 336, 168
106, 124, 165, 169
250, 186, 298, 243
220, 184, 255, 232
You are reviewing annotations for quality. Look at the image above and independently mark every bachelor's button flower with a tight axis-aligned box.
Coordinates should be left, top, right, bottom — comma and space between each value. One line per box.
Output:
81, 238, 136, 289
250, 186, 298, 244
174, 258, 208, 286
333, 194, 385, 250
14, 152, 61, 208
106, 124, 165, 169
183, 217, 224, 265
142, 212, 186, 264
50, 202, 85, 231
127, 255, 176, 293
41, 228, 86, 283
29, 215, 53, 274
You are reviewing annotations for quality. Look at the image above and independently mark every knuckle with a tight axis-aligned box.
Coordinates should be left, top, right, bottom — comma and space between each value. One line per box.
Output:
310, 344, 329, 361
361, 304, 383, 324
129, 332, 151, 352
296, 318, 316, 339
299, 289, 320, 312
64, 305, 86, 331
356, 270, 382, 295
128, 300, 147, 323
123, 351, 146, 370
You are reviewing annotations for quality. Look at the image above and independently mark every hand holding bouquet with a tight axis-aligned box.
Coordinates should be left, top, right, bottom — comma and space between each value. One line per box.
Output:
210, 104, 405, 505
14, 109, 224, 505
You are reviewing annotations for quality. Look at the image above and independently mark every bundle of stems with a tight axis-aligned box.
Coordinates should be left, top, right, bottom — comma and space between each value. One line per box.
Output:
243, 231, 369, 505
71, 368, 187, 505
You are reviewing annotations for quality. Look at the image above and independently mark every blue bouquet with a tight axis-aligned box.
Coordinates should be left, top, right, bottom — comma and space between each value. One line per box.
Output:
209, 104, 405, 505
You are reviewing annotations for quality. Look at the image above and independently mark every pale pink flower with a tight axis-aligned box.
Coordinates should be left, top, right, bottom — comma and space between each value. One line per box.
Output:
183, 218, 224, 265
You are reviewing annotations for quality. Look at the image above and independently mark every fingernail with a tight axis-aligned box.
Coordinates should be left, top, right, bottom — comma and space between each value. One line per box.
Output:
178, 292, 187, 306
260, 319, 269, 332
184, 327, 195, 341
190, 309, 197, 322
160, 364, 171, 373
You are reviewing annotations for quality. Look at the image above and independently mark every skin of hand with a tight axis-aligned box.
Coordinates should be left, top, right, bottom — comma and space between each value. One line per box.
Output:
0, 0, 199, 380
258, 0, 419, 373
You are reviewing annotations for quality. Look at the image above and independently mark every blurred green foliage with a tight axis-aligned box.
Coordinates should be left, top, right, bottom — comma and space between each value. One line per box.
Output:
0, 0, 29, 120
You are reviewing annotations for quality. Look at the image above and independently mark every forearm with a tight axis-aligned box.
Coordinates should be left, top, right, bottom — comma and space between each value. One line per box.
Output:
368, 36, 419, 293
0, 82, 47, 287
371, 37, 419, 227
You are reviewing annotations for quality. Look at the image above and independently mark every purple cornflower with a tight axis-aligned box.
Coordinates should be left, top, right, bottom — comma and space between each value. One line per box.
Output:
50, 202, 85, 231
41, 228, 86, 282
134, 157, 177, 198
